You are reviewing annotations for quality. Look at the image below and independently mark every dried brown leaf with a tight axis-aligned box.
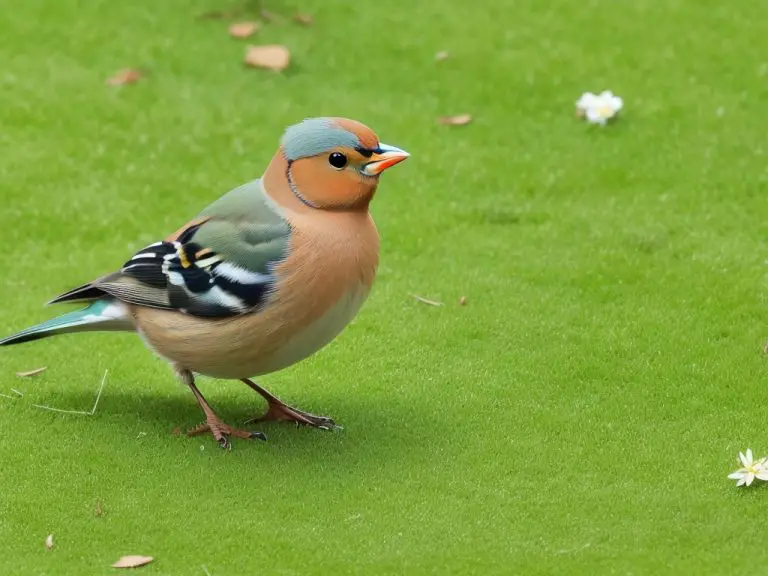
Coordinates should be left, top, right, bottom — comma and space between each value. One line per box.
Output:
293, 13, 313, 26
438, 114, 472, 126
459, 296, 467, 306
435, 50, 449, 61
45, 534, 54, 550
229, 21, 259, 38
16, 366, 46, 378
106, 69, 143, 86
112, 555, 153, 569
244, 45, 290, 71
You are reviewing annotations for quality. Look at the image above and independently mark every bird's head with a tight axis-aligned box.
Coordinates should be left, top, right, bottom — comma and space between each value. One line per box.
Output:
273, 117, 409, 211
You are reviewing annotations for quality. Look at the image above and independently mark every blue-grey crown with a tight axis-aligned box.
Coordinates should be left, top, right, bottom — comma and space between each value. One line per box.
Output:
281, 117, 362, 161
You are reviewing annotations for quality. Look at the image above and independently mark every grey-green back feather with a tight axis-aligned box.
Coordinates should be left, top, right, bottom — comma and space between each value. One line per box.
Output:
195, 179, 291, 274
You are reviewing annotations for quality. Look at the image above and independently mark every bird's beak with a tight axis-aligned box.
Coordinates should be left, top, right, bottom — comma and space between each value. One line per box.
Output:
362, 143, 410, 176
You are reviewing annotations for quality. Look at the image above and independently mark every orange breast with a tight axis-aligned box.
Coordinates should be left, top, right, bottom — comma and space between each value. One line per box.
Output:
132, 210, 379, 379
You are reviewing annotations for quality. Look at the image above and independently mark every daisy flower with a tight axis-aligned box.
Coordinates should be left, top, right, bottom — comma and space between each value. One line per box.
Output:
576, 90, 623, 125
728, 449, 768, 486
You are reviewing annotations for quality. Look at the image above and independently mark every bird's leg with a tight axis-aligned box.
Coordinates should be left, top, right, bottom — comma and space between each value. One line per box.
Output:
240, 378, 338, 430
176, 369, 267, 448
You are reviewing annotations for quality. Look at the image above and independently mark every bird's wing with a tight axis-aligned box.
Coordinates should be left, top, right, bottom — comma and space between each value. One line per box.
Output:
50, 180, 292, 318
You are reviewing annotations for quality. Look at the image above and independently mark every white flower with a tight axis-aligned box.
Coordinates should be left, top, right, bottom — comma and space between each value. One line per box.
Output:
727, 449, 768, 486
575, 90, 623, 125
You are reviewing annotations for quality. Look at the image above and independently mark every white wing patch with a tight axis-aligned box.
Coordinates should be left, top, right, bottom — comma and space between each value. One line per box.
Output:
214, 262, 272, 284
198, 285, 248, 312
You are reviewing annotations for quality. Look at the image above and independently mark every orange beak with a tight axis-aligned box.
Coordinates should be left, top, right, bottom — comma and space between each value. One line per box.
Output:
362, 143, 410, 176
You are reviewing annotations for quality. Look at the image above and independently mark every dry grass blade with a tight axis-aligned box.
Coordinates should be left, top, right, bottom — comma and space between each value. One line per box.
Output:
459, 296, 467, 306
260, 9, 278, 22
11, 388, 23, 397
244, 45, 290, 71
293, 13, 313, 25
45, 534, 54, 550
32, 369, 108, 415
410, 294, 444, 307
16, 366, 47, 377
112, 555, 153, 569
106, 69, 143, 86
435, 50, 449, 61
438, 114, 472, 126
229, 21, 259, 38
197, 8, 242, 19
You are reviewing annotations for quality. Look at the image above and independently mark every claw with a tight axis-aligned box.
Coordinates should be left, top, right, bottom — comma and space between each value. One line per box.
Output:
250, 431, 268, 442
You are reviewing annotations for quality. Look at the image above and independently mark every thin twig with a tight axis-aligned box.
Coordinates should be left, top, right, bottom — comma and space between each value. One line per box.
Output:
410, 294, 444, 307
11, 388, 23, 397
32, 369, 108, 415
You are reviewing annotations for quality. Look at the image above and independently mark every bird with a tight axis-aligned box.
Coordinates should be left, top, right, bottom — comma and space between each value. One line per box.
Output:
1, 117, 409, 448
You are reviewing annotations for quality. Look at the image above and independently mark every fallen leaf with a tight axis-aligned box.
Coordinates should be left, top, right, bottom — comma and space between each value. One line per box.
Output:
16, 366, 46, 377
293, 13, 313, 25
410, 294, 443, 307
45, 534, 54, 550
459, 296, 467, 306
229, 21, 259, 38
106, 69, 143, 86
245, 45, 290, 71
112, 555, 153, 569
435, 50, 449, 61
438, 114, 472, 126
94, 500, 104, 518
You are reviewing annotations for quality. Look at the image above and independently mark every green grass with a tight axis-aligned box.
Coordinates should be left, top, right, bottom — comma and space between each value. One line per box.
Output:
2, 0, 768, 573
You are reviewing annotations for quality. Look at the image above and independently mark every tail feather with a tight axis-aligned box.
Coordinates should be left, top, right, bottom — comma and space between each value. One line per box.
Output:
47, 282, 108, 305
0, 299, 133, 346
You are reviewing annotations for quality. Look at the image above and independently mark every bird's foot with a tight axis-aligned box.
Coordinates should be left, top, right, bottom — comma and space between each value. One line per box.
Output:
244, 401, 338, 430
186, 419, 267, 450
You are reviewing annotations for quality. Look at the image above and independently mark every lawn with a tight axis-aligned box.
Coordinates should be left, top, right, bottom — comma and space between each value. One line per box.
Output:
1, 0, 768, 573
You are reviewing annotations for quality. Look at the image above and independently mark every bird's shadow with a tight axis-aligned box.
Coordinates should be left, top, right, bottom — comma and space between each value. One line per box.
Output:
23, 384, 447, 466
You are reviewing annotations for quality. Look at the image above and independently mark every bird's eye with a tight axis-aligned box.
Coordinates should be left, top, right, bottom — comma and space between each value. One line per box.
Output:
328, 152, 348, 169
